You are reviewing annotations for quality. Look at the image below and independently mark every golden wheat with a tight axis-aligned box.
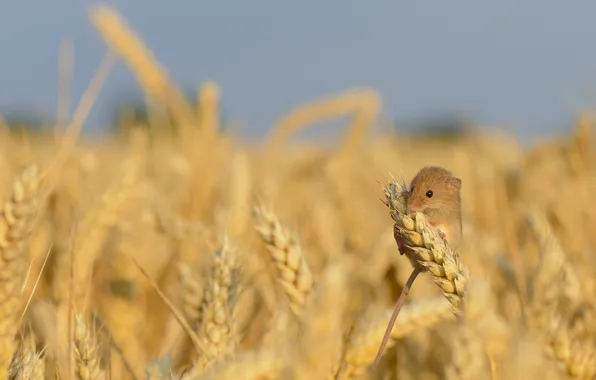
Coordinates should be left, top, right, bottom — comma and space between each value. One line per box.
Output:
1, 6, 595, 380
383, 180, 470, 312
0, 165, 40, 379
73, 314, 106, 380
89, 5, 195, 131
185, 238, 241, 373
252, 204, 314, 317
8, 334, 44, 380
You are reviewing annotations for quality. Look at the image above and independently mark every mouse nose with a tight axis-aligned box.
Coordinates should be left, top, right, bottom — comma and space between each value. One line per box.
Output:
407, 199, 421, 215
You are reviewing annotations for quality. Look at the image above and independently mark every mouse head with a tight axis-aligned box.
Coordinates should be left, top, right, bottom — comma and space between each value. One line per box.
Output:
406, 166, 462, 215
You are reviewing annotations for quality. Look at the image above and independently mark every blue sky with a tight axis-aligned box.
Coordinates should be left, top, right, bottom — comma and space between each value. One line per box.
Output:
2, 0, 596, 141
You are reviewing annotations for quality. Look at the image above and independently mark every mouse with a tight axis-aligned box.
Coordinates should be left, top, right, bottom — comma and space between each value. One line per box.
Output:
402, 166, 462, 249
375, 166, 463, 370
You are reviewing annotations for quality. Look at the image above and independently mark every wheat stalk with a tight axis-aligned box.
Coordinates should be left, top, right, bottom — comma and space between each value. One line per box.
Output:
341, 297, 453, 378
266, 88, 380, 156
52, 160, 141, 309
51, 159, 142, 378
100, 225, 147, 379
287, 260, 348, 380
196, 81, 220, 142
225, 152, 252, 240
89, 5, 196, 131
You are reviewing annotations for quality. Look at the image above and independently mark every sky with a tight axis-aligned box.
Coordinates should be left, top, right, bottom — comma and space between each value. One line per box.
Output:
2, 0, 596, 142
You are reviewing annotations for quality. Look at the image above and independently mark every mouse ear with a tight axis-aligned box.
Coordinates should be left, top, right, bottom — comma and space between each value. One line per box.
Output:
447, 176, 462, 190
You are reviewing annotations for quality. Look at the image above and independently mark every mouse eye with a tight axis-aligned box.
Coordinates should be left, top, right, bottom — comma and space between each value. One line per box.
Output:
425, 190, 433, 198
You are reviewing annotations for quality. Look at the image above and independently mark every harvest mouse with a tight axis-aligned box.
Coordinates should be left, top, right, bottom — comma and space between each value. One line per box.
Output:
375, 166, 463, 371
395, 166, 462, 251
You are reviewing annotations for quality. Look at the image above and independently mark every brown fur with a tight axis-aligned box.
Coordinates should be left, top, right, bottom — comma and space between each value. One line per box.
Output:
406, 166, 463, 249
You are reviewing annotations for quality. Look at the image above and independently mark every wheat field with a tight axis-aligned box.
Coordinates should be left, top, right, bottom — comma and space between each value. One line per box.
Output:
1, 5, 595, 380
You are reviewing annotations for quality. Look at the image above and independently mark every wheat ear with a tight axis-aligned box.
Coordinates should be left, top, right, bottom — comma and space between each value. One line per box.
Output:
252, 205, 314, 317
0, 165, 40, 378
73, 314, 106, 380
526, 211, 596, 378
549, 318, 596, 379
382, 181, 470, 312
178, 262, 203, 333
89, 5, 196, 130
525, 210, 566, 331
372, 180, 470, 369
186, 237, 242, 373
8, 334, 45, 380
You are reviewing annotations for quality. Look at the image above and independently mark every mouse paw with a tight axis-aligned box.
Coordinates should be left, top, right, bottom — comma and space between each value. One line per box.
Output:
437, 230, 448, 243
393, 224, 406, 255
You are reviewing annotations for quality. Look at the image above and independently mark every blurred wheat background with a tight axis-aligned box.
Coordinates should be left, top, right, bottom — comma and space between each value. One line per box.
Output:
2, 3, 596, 380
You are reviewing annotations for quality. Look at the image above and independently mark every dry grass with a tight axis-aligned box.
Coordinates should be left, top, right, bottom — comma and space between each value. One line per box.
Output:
1, 4, 596, 380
